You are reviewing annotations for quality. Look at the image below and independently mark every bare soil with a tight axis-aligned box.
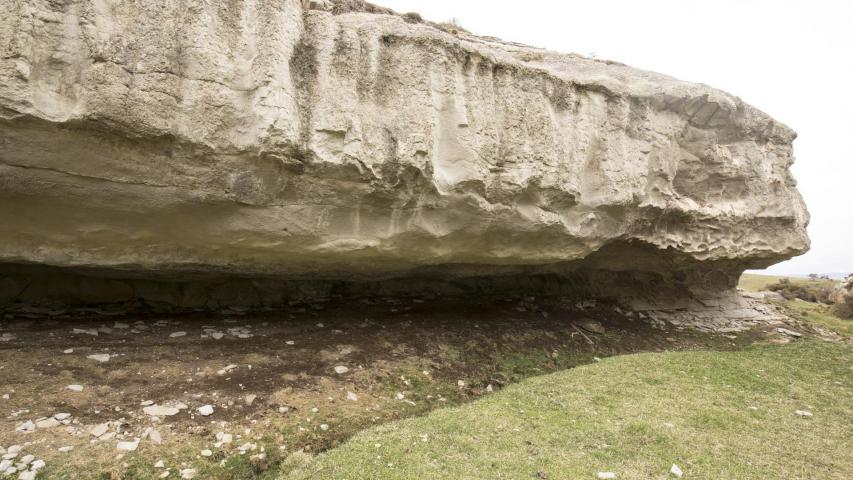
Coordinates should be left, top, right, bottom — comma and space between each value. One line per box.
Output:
0, 296, 824, 479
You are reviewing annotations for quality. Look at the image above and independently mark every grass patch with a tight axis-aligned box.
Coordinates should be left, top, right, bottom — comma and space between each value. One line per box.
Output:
281, 341, 853, 480
784, 299, 853, 337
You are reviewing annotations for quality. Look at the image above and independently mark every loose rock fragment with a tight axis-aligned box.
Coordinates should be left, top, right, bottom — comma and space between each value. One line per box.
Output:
144, 405, 180, 417
197, 405, 214, 416
15, 421, 34, 433
117, 439, 140, 452
90, 423, 109, 438
670, 464, 683, 477
87, 354, 111, 363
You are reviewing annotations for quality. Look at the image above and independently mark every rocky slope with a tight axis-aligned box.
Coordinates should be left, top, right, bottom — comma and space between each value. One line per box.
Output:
0, 0, 808, 321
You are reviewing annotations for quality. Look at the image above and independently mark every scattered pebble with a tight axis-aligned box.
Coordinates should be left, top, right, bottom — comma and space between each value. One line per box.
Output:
169, 332, 187, 338
87, 353, 111, 363
35, 417, 60, 429
15, 420, 34, 433
346, 391, 358, 402
200, 449, 212, 457
197, 405, 214, 416
63, 349, 73, 354
795, 410, 813, 417
333, 366, 349, 374
58, 446, 73, 453
117, 439, 140, 452
776, 328, 803, 338
319, 424, 329, 431
144, 405, 180, 417
670, 464, 683, 477
597, 473, 617, 480
238, 443, 257, 453
67, 385, 84, 392
180, 468, 196, 479
90, 423, 109, 438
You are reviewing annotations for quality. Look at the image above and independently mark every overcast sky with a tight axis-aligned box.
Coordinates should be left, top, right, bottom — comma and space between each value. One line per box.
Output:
379, 0, 853, 275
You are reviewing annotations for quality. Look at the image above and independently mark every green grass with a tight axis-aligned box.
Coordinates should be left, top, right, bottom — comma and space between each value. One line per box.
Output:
281, 341, 853, 480
739, 273, 837, 292
784, 299, 853, 337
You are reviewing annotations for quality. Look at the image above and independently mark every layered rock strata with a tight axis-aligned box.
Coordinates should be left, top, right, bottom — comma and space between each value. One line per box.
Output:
0, 0, 809, 325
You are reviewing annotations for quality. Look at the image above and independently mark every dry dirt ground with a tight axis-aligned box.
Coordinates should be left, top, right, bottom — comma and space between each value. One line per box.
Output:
0, 296, 837, 479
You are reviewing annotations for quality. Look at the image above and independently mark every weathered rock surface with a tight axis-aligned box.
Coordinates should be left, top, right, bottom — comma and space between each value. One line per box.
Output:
0, 1, 808, 321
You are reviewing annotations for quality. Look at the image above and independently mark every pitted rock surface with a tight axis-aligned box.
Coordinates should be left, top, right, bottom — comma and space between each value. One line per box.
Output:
0, 1, 808, 322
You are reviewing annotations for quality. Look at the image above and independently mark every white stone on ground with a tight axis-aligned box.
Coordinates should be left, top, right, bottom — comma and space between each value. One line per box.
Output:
169, 331, 187, 338
197, 405, 214, 416
597, 473, 617, 479
333, 366, 349, 374
35, 417, 60, 429
116, 439, 139, 452
180, 468, 196, 479
15, 421, 34, 433
346, 391, 358, 401
670, 464, 683, 477
795, 410, 813, 417
90, 423, 109, 438
200, 449, 212, 457
67, 384, 84, 392
87, 354, 110, 363
144, 405, 180, 417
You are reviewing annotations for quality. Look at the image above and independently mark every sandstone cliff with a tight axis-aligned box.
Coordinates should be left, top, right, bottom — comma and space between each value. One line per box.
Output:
0, 0, 809, 323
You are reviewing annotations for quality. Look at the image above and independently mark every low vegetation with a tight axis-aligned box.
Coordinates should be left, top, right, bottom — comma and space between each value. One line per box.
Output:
738, 273, 838, 296
766, 278, 836, 303
281, 341, 852, 479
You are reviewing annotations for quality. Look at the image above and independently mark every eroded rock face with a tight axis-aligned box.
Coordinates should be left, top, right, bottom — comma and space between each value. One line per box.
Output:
0, 1, 809, 320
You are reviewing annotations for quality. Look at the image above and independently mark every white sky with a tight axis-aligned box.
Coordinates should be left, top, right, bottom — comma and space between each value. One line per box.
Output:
379, 0, 853, 275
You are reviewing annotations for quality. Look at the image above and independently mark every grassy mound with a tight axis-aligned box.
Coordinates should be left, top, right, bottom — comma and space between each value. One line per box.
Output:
282, 341, 852, 480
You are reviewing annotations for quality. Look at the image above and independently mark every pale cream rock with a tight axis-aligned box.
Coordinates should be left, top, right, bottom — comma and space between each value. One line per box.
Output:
0, 1, 809, 326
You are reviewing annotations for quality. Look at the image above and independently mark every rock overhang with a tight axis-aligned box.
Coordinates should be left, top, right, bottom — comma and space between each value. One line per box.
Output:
0, 0, 809, 319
